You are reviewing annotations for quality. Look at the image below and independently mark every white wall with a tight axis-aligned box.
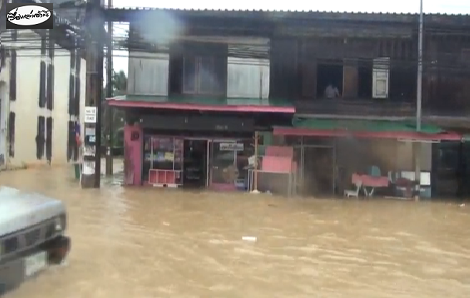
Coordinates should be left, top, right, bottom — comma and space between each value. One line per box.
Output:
1, 30, 86, 166
0, 58, 10, 163
9, 44, 41, 164
0, 81, 7, 165
52, 50, 71, 163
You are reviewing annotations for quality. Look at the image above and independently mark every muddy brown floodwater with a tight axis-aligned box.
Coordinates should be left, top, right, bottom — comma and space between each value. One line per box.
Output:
2, 167, 470, 298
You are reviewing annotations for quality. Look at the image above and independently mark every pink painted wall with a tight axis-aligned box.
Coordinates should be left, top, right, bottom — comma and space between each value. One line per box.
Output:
123, 124, 142, 185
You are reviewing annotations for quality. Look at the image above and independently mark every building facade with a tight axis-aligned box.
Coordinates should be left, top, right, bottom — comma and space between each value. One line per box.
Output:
106, 8, 470, 198
0, 28, 85, 167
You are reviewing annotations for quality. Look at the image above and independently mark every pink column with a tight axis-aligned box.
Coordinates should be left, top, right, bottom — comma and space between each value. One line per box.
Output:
123, 124, 142, 186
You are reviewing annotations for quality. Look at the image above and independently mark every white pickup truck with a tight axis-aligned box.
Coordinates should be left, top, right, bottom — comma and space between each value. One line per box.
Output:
0, 186, 71, 294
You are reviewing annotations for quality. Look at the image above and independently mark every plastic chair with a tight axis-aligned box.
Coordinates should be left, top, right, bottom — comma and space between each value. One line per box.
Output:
344, 181, 363, 198
369, 165, 381, 177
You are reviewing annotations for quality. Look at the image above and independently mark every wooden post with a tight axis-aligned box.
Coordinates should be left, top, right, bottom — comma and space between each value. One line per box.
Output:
253, 131, 259, 192
81, 0, 103, 188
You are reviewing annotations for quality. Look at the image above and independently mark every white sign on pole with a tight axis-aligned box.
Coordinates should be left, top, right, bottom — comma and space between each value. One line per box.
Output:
84, 107, 97, 123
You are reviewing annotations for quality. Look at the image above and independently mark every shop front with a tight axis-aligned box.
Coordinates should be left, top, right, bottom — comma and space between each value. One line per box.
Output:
123, 113, 255, 190
142, 136, 251, 190
272, 118, 463, 198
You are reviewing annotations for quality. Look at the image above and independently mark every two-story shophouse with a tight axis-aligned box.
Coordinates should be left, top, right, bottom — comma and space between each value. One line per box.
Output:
106, 8, 470, 198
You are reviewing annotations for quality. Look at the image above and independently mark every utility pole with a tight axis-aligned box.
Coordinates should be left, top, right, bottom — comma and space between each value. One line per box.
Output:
105, 0, 113, 176
414, 0, 424, 200
0, 0, 5, 33
81, 0, 103, 188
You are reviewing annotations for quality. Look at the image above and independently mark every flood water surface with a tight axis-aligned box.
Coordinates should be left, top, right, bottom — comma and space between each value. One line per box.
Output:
2, 167, 470, 298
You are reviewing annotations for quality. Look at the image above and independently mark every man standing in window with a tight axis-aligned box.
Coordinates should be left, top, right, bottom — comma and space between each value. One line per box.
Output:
325, 83, 340, 99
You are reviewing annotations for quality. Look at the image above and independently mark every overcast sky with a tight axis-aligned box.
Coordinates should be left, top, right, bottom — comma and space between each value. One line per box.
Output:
110, 0, 470, 74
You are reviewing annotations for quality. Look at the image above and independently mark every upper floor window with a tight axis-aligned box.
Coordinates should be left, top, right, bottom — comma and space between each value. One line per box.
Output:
183, 56, 224, 95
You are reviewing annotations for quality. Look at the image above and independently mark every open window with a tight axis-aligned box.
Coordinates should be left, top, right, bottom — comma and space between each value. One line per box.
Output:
358, 61, 373, 98
372, 57, 390, 99
316, 60, 343, 98
183, 56, 224, 95
390, 63, 416, 102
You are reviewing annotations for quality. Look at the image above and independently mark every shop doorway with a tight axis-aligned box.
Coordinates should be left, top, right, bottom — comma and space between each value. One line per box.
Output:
209, 140, 242, 191
302, 146, 335, 196
183, 139, 208, 188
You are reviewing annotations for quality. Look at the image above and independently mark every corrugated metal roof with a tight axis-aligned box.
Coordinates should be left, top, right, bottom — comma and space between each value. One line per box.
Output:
110, 7, 470, 17
106, 7, 470, 26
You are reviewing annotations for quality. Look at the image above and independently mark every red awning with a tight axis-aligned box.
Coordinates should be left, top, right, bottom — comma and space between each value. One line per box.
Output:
107, 99, 296, 114
273, 127, 462, 141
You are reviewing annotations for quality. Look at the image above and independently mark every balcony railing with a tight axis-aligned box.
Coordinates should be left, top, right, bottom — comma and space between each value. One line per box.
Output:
294, 99, 416, 118
293, 98, 470, 123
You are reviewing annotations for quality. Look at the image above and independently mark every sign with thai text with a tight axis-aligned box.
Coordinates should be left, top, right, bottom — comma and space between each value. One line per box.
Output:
6, 3, 53, 30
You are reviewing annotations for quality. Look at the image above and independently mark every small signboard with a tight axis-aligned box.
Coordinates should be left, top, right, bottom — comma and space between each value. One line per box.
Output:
85, 127, 96, 136
84, 145, 96, 157
85, 135, 96, 144
82, 161, 95, 175
219, 143, 244, 151
84, 107, 97, 123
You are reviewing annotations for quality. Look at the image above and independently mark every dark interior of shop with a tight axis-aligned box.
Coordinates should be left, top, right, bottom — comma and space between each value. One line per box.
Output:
302, 146, 335, 196
183, 139, 207, 188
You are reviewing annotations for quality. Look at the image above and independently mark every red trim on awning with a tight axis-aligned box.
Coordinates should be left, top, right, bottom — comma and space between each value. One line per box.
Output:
273, 127, 462, 141
107, 99, 296, 113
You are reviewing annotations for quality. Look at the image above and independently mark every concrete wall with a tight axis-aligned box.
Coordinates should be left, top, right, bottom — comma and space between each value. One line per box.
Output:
52, 50, 71, 164
396, 141, 432, 171
10, 43, 41, 164
0, 48, 11, 165
0, 80, 7, 165
1, 30, 86, 166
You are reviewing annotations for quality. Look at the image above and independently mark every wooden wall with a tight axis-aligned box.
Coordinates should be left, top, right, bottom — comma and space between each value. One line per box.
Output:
423, 35, 470, 115
270, 33, 470, 117
269, 38, 300, 100
271, 37, 418, 101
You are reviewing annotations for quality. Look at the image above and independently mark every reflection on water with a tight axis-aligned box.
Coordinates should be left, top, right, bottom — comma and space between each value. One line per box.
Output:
2, 167, 470, 298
